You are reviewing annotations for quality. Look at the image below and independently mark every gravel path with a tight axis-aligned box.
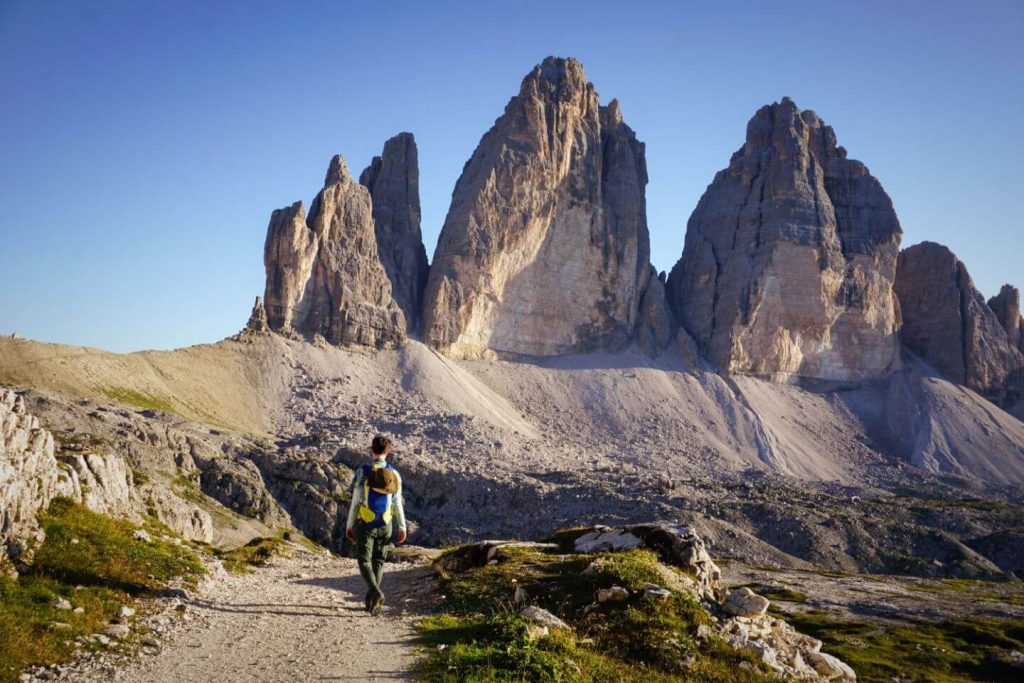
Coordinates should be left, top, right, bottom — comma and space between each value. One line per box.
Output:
109, 553, 435, 683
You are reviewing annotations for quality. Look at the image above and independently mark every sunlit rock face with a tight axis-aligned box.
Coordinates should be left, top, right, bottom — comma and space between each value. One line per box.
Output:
422, 57, 660, 359
895, 241, 1024, 405
666, 97, 902, 382
262, 155, 405, 348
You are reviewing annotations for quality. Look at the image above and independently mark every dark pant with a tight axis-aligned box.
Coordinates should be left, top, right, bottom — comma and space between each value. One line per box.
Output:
355, 520, 392, 599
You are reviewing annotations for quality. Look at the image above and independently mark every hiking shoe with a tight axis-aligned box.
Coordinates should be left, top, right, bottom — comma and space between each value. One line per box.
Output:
370, 593, 384, 616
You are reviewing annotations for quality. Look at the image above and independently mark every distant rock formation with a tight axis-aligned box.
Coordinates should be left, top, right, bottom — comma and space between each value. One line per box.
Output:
666, 97, 902, 382
262, 155, 406, 348
360, 133, 429, 333
422, 57, 665, 359
988, 284, 1024, 352
894, 241, 1024, 405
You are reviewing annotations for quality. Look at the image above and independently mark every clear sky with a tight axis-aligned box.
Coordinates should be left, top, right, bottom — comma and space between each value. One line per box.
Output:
1, 0, 1021, 352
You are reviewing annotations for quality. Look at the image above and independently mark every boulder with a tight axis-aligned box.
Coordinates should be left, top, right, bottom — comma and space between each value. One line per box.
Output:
666, 97, 902, 382
722, 587, 770, 617
359, 133, 429, 333
894, 242, 1024, 405
262, 155, 406, 348
422, 57, 654, 358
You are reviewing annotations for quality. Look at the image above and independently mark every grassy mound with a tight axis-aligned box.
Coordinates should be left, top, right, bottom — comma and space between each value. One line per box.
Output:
417, 545, 780, 682
0, 498, 203, 683
783, 609, 1024, 683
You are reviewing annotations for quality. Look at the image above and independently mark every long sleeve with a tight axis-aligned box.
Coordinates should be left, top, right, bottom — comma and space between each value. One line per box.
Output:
346, 468, 364, 530
391, 471, 406, 532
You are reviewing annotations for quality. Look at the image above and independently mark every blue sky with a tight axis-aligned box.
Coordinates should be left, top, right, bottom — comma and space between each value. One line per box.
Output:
1, 0, 1021, 352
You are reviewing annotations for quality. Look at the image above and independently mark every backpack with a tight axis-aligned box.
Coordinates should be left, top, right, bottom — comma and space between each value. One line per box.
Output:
357, 462, 399, 527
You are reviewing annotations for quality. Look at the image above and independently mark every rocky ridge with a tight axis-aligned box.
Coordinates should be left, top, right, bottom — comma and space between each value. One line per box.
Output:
894, 241, 1024, 406
666, 97, 902, 383
422, 57, 670, 359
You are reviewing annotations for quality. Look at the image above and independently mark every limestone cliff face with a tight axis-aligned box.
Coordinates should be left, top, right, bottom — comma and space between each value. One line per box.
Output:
422, 57, 659, 359
988, 284, 1024, 353
666, 98, 902, 382
1, 389, 212, 574
262, 155, 406, 348
895, 242, 1024, 405
360, 133, 429, 334
1, 389, 75, 571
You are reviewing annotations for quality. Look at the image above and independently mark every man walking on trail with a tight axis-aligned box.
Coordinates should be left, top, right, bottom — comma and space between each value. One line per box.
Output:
345, 435, 407, 616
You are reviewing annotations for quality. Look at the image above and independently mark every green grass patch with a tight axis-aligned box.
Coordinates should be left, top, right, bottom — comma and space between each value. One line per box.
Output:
0, 498, 203, 683
419, 546, 781, 682
214, 536, 289, 573
783, 609, 1024, 683
100, 387, 178, 415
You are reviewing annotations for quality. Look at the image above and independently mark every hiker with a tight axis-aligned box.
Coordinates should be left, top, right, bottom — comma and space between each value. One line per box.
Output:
345, 435, 407, 616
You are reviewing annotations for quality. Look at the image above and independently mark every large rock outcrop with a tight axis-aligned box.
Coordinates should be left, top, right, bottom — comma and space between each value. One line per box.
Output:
359, 133, 429, 333
666, 97, 902, 382
422, 57, 662, 359
1, 389, 76, 571
263, 155, 406, 348
2, 388, 214, 573
894, 242, 1024, 404
988, 284, 1024, 352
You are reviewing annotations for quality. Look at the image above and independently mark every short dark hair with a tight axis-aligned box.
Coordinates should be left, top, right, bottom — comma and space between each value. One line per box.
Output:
371, 435, 393, 456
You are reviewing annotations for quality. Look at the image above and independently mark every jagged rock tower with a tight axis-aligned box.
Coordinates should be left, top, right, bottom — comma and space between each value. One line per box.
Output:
262, 155, 406, 348
988, 284, 1024, 353
666, 98, 902, 382
422, 56, 668, 359
359, 133, 429, 334
895, 242, 1024, 405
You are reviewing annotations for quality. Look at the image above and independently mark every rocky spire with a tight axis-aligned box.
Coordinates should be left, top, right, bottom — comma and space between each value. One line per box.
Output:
895, 242, 1024, 405
244, 296, 269, 334
421, 56, 665, 359
988, 284, 1024, 352
666, 98, 902, 381
359, 132, 429, 334
261, 154, 406, 348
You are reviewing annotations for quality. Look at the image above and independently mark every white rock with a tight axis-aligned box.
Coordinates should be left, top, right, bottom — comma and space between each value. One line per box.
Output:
807, 650, 858, 681
520, 605, 569, 631
723, 587, 770, 618
132, 529, 152, 543
118, 605, 135, 618
53, 598, 72, 610
643, 583, 672, 599
574, 530, 642, 553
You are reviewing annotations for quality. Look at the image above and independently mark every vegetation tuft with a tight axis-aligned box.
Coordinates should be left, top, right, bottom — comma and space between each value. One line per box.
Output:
417, 545, 781, 682
213, 535, 289, 573
0, 498, 203, 683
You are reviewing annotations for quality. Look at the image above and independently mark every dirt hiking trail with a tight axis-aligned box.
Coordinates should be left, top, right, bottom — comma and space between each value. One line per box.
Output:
99, 554, 435, 682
